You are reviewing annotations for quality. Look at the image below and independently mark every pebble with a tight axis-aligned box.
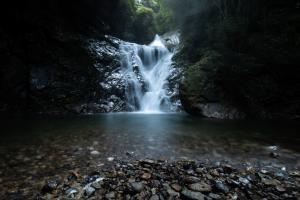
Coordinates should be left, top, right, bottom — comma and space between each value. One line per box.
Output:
141, 159, 155, 165
105, 191, 116, 199
167, 188, 180, 197
65, 188, 79, 198
239, 177, 250, 185
37, 159, 300, 199
141, 172, 151, 180
223, 164, 234, 173
107, 157, 115, 161
91, 181, 101, 189
90, 150, 100, 155
210, 169, 220, 176
270, 152, 279, 158
184, 176, 201, 183
189, 182, 212, 192
126, 151, 134, 156
209, 193, 221, 199
131, 182, 144, 192
289, 170, 300, 177
171, 183, 182, 192
84, 186, 95, 197
181, 188, 205, 200
261, 178, 280, 186
149, 194, 160, 200
276, 185, 286, 192
195, 168, 204, 174
41, 180, 58, 194
215, 180, 229, 193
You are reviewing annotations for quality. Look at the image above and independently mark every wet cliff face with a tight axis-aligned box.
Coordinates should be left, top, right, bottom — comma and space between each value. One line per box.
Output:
0, 32, 129, 114
0, 0, 135, 115
0, 0, 181, 115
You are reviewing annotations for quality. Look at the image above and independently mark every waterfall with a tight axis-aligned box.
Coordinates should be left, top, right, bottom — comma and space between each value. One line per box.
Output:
120, 35, 173, 113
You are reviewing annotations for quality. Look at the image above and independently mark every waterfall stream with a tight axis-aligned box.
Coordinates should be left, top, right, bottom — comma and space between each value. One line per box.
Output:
120, 35, 173, 113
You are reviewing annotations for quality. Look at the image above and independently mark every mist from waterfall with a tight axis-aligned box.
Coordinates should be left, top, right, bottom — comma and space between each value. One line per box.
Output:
120, 35, 173, 113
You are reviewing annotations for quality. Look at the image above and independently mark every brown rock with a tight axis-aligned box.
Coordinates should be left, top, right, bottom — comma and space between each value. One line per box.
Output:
171, 183, 182, 192
141, 172, 151, 180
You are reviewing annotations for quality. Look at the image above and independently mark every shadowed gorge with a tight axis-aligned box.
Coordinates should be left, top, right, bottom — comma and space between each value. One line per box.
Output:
0, 0, 300, 199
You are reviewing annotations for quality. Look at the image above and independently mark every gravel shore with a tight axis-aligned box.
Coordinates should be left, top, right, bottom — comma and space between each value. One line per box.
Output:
38, 159, 300, 199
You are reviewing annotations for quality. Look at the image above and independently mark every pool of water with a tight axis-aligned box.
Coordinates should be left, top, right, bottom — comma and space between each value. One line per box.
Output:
0, 113, 300, 197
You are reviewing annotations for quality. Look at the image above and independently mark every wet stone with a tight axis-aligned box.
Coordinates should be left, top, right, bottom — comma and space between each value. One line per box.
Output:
131, 182, 144, 192
149, 194, 160, 200
85, 186, 96, 197
189, 182, 212, 192
171, 183, 182, 192
107, 157, 115, 161
41, 180, 58, 194
141, 172, 152, 180
195, 168, 205, 174
167, 188, 180, 197
126, 151, 134, 157
36, 159, 300, 199
65, 188, 79, 198
141, 159, 156, 165
91, 181, 101, 189
215, 180, 229, 193
184, 176, 201, 183
261, 178, 280, 186
239, 177, 250, 185
209, 193, 221, 199
181, 188, 205, 200
90, 150, 100, 156
270, 152, 279, 158
289, 171, 300, 177
105, 191, 116, 199
68, 171, 79, 181
276, 185, 286, 192
223, 164, 234, 173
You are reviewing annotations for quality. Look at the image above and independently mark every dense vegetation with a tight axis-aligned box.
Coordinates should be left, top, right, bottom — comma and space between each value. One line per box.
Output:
171, 0, 300, 118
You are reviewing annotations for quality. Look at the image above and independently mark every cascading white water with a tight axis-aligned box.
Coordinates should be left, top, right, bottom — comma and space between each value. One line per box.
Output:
120, 35, 173, 113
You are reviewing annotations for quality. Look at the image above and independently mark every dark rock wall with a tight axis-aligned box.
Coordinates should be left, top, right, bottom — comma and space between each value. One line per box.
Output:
0, 0, 133, 115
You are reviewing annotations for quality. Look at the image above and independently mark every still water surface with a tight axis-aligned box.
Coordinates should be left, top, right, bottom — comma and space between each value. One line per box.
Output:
1, 113, 299, 163
1, 113, 300, 196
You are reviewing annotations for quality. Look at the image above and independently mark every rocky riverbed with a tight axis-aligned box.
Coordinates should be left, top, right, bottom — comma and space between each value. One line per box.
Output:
36, 159, 300, 199
0, 114, 299, 199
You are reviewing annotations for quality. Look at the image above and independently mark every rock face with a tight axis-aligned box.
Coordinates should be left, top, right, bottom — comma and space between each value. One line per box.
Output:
0, 33, 128, 115
0, 0, 143, 115
0, 31, 184, 115
179, 52, 245, 119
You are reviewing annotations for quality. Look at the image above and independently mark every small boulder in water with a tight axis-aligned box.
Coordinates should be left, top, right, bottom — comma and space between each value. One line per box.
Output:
90, 150, 100, 156
107, 157, 114, 161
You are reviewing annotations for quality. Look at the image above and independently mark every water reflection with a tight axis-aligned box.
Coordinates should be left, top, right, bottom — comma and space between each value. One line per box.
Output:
1, 113, 300, 165
1, 113, 300, 197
